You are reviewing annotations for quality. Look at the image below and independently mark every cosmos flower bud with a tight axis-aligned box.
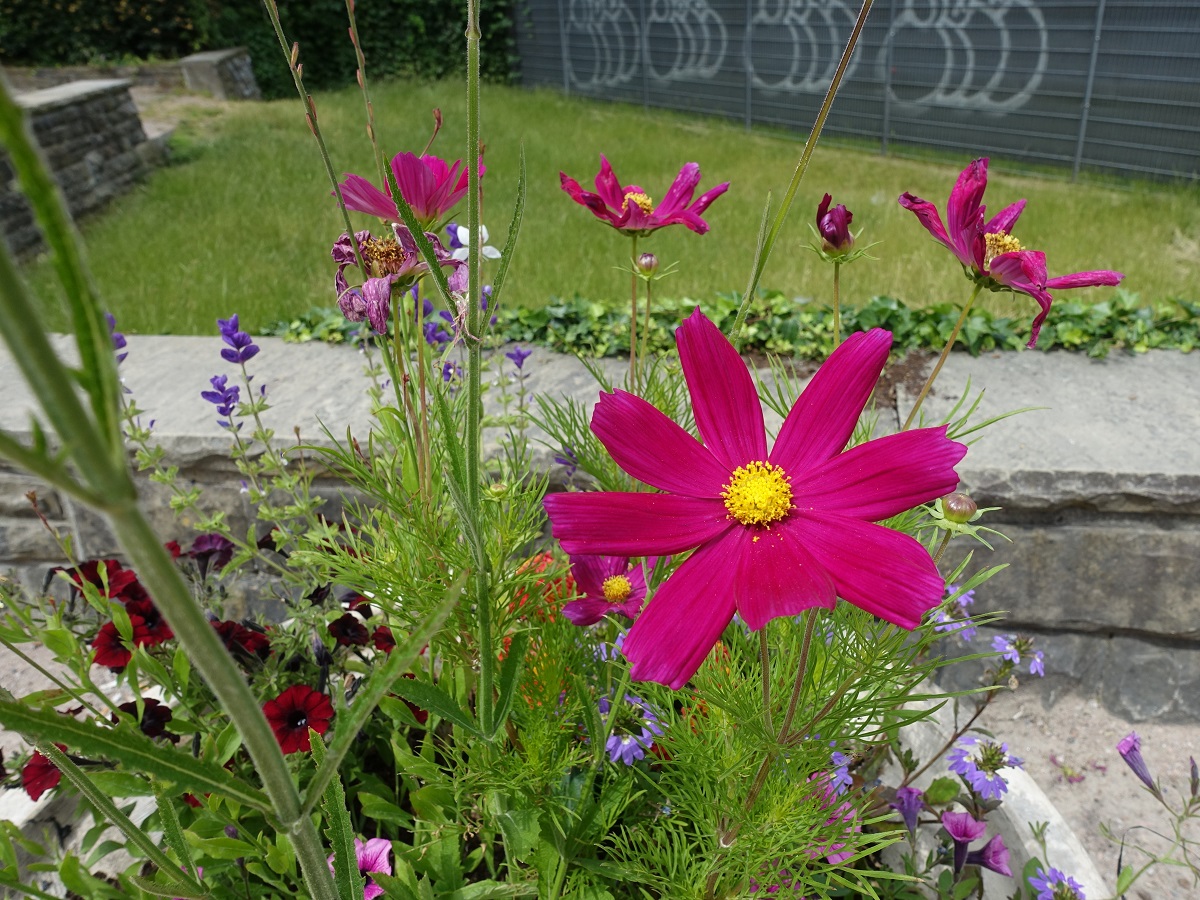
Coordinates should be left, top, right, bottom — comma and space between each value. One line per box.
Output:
1190, 756, 1198, 799
816, 193, 854, 254
943, 491, 978, 523
636, 252, 659, 275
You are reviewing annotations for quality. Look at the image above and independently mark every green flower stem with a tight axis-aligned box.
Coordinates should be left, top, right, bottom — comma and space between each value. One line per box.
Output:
759, 627, 773, 736
104, 504, 337, 900
902, 283, 983, 431
729, 0, 874, 349
465, 0, 495, 737
629, 235, 639, 388
932, 530, 953, 565
640, 273, 653, 374
832, 261, 842, 348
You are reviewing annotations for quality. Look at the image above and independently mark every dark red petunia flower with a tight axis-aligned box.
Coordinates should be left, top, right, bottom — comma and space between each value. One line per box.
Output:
372, 626, 396, 654
113, 698, 178, 743
164, 540, 182, 559
262, 685, 334, 754
328, 613, 370, 647
65, 558, 147, 603
188, 533, 235, 579
399, 673, 428, 725
92, 616, 152, 671
125, 599, 173, 646
212, 620, 272, 662
182, 792, 202, 808
345, 592, 375, 618
22, 745, 66, 800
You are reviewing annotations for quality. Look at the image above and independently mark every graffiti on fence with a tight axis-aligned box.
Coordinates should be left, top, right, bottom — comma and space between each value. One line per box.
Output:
644, 0, 728, 81
564, 0, 640, 89
745, 0, 861, 93
879, 0, 1049, 112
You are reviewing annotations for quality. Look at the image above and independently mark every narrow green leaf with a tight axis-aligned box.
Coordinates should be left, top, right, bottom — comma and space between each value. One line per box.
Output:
302, 577, 462, 815
388, 677, 480, 738
311, 735, 364, 900
37, 743, 206, 896
0, 701, 270, 811
448, 881, 537, 899
371, 871, 420, 900
490, 630, 528, 739
486, 147, 526, 313
153, 781, 197, 883
128, 874, 206, 898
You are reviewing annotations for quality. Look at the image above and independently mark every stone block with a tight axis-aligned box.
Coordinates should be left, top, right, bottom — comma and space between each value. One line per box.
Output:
180, 48, 261, 100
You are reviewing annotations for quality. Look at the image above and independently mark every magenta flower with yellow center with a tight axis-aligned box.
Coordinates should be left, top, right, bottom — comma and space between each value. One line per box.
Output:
560, 155, 729, 236
543, 309, 967, 689
337, 152, 482, 231
899, 157, 1122, 347
563, 554, 648, 626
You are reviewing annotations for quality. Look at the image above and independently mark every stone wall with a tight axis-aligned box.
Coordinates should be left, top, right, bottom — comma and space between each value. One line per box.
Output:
0, 79, 151, 258
1, 62, 185, 93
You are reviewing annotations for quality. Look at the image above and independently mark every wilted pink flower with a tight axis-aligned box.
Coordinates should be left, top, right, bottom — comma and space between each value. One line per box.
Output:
966, 833, 1012, 877
899, 158, 1122, 347
336, 152, 480, 230
563, 555, 647, 626
544, 309, 966, 689
560, 155, 729, 236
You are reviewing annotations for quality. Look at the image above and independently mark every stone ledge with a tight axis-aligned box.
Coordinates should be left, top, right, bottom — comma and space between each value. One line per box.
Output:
12, 78, 135, 112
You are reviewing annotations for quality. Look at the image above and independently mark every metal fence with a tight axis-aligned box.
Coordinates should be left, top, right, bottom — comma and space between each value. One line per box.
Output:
513, 0, 1200, 181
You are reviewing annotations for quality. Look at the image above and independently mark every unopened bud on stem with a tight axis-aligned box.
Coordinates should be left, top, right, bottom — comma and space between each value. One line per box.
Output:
943, 491, 978, 524
636, 252, 659, 276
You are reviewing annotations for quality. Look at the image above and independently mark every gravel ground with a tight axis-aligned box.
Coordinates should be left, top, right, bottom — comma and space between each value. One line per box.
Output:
976, 687, 1200, 899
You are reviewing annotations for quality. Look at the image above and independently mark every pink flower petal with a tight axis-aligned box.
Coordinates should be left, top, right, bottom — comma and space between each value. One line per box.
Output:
563, 597, 621, 626
946, 158, 989, 264
356, 838, 393, 875
677, 309, 766, 469
898, 192, 956, 257
985, 199, 1026, 235
794, 512, 945, 629
622, 535, 741, 688
544, 492, 731, 557
594, 154, 627, 209
560, 171, 624, 227
690, 181, 731, 218
1044, 269, 1124, 290
591, 389, 730, 497
337, 174, 397, 220
735, 524, 837, 630
770, 328, 891, 475
657, 162, 701, 216
568, 553, 623, 597
795, 427, 966, 521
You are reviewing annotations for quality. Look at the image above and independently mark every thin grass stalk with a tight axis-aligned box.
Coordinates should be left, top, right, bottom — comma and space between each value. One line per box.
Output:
343, 0, 385, 186
902, 283, 983, 430
464, 0, 494, 736
729, 0, 874, 349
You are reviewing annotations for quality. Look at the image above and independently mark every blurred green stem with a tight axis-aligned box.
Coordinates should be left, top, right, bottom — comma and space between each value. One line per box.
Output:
903, 284, 983, 430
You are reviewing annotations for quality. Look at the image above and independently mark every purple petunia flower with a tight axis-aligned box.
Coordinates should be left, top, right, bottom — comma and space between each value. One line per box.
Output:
947, 735, 1023, 800
217, 315, 259, 365
505, 345, 532, 370
1029, 866, 1086, 900
598, 693, 663, 765
891, 786, 923, 836
965, 833, 1012, 877
201, 375, 241, 429
941, 810, 986, 873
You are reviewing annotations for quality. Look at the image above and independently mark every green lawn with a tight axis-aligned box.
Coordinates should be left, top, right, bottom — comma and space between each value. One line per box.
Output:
22, 79, 1200, 335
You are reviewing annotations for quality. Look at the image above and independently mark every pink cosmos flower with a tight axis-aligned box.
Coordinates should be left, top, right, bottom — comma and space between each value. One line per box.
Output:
336, 152, 481, 230
899, 157, 1123, 347
543, 309, 966, 689
562, 555, 648, 626
560, 155, 729, 236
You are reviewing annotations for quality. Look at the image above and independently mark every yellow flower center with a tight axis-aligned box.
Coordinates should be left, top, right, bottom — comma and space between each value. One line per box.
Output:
602, 574, 633, 603
363, 236, 407, 276
623, 191, 655, 215
722, 461, 793, 527
983, 232, 1023, 269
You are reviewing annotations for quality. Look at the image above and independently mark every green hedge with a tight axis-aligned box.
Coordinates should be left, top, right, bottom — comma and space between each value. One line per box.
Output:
0, 0, 517, 99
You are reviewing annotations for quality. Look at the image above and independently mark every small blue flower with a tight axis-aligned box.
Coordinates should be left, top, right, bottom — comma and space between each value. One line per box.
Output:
506, 345, 532, 370
829, 751, 853, 795
217, 315, 259, 365
947, 735, 1023, 800
1029, 866, 1086, 900
598, 693, 663, 765
105, 312, 128, 364
553, 446, 579, 477
200, 374, 241, 429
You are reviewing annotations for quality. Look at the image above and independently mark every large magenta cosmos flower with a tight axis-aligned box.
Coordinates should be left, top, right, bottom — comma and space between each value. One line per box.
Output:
337, 152, 482, 230
560, 155, 729, 236
899, 158, 1122, 348
543, 310, 966, 689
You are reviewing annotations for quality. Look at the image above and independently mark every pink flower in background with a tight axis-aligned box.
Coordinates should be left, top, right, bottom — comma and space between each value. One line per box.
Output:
560, 155, 729, 236
337, 152, 480, 229
328, 838, 393, 900
562, 555, 648, 626
543, 309, 966, 689
899, 157, 1122, 347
